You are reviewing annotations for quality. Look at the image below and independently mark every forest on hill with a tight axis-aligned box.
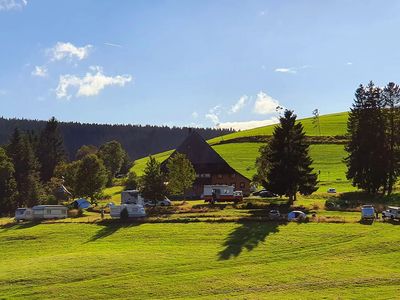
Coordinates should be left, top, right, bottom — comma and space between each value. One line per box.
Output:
0, 117, 234, 160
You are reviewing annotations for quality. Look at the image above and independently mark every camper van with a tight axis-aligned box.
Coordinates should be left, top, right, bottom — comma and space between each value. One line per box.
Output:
109, 190, 146, 219
203, 185, 243, 203
15, 205, 68, 221
361, 205, 375, 220
382, 206, 400, 220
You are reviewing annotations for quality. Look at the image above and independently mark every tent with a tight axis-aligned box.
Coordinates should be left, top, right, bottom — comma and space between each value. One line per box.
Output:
72, 198, 91, 209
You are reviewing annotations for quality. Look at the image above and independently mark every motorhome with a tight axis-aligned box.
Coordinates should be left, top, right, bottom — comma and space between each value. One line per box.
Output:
15, 205, 68, 221
203, 185, 243, 203
109, 190, 146, 219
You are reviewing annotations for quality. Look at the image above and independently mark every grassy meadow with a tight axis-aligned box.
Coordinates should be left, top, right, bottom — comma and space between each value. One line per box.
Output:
1, 221, 399, 299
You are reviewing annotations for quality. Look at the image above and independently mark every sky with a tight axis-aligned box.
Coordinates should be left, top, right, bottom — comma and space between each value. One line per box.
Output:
1, 0, 400, 130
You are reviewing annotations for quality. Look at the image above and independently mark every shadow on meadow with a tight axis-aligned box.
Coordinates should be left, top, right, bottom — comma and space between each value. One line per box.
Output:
0, 221, 42, 231
87, 219, 142, 242
218, 208, 288, 260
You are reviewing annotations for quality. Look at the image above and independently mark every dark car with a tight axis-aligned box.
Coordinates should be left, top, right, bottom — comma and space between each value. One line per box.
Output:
259, 190, 277, 198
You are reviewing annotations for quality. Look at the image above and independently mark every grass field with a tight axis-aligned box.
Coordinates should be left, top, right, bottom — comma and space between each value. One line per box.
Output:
1, 221, 399, 299
208, 112, 349, 144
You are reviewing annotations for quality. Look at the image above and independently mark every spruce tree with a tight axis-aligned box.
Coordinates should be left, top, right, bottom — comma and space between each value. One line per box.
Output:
37, 117, 66, 182
141, 156, 166, 203
381, 82, 400, 195
255, 110, 318, 202
7, 129, 42, 207
166, 153, 196, 199
0, 148, 17, 214
345, 82, 388, 194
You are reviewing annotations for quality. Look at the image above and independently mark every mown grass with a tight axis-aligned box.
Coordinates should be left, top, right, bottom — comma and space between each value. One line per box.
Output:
208, 112, 349, 144
0, 221, 399, 299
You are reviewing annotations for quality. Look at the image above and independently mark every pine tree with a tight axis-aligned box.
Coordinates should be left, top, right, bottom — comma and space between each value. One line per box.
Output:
0, 148, 17, 214
75, 154, 107, 204
37, 117, 66, 182
255, 110, 318, 202
7, 129, 42, 207
345, 82, 389, 194
141, 156, 166, 203
166, 153, 196, 199
381, 82, 400, 195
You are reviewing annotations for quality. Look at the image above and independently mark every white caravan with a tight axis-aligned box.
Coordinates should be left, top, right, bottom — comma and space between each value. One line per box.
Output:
15, 205, 68, 221
109, 190, 146, 219
382, 206, 400, 220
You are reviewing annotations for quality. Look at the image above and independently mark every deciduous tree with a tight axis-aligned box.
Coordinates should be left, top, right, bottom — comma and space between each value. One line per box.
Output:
166, 153, 195, 199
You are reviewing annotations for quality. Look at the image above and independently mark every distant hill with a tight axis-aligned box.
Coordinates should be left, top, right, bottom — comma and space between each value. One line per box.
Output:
0, 117, 234, 161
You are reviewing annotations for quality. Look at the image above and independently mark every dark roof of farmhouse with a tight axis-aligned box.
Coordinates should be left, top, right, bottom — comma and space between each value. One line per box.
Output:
161, 130, 238, 174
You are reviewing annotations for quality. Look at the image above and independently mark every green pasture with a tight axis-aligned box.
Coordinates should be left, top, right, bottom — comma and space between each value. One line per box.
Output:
1, 221, 399, 299
208, 112, 349, 144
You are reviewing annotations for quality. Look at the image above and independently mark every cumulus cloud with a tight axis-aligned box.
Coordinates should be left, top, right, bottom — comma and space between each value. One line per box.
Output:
217, 118, 278, 131
31, 65, 48, 77
275, 67, 296, 74
229, 95, 248, 114
0, 0, 27, 11
55, 66, 132, 99
49, 42, 92, 61
253, 91, 281, 115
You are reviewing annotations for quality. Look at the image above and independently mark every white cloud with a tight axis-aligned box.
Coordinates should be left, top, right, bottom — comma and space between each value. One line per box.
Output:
104, 42, 123, 48
275, 67, 296, 74
49, 42, 92, 61
205, 113, 219, 125
229, 95, 248, 114
55, 66, 132, 99
191, 111, 198, 119
0, 0, 27, 11
217, 118, 278, 131
31, 65, 48, 77
253, 91, 281, 115
346, 62, 353, 65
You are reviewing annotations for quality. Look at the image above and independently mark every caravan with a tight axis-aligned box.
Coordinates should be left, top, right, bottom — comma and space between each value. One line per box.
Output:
15, 205, 68, 221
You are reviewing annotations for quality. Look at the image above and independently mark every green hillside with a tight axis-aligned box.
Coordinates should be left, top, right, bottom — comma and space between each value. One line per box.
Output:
208, 112, 348, 144
1, 222, 399, 299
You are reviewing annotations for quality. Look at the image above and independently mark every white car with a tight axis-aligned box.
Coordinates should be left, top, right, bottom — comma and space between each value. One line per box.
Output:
268, 210, 281, 220
327, 188, 336, 193
382, 206, 400, 220
144, 198, 172, 207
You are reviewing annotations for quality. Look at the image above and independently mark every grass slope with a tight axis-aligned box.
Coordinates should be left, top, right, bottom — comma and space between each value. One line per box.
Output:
208, 112, 348, 144
1, 222, 399, 299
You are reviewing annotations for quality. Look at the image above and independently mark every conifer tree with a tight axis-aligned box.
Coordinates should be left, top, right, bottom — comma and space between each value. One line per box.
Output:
141, 156, 166, 203
166, 153, 195, 199
345, 82, 388, 194
255, 110, 318, 202
381, 82, 400, 195
7, 129, 42, 207
37, 117, 66, 182
0, 148, 17, 214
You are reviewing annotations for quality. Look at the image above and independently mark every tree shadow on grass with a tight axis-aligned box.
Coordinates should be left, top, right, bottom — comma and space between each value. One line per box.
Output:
0, 221, 42, 231
86, 219, 142, 242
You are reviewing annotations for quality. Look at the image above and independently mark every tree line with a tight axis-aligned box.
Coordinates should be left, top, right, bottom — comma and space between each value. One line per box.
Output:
0, 117, 234, 161
346, 81, 400, 195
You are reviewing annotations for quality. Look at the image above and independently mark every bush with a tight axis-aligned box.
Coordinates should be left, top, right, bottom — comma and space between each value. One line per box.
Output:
68, 209, 83, 218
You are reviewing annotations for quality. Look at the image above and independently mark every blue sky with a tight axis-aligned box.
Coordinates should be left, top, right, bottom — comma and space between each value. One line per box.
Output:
1, 0, 400, 129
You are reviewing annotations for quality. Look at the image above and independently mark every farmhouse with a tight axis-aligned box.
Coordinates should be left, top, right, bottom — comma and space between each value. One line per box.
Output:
161, 130, 251, 197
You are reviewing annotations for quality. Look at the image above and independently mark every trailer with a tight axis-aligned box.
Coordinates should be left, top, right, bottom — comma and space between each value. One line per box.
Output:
382, 206, 400, 220
203, 185, 243, 203
15, 205, 68, 221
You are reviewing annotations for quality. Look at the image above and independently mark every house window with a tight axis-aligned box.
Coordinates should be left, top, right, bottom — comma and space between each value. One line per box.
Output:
240, 182, 245, 188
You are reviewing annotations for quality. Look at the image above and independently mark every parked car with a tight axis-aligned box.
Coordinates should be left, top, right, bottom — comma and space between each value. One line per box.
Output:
144, 198, 172, 207
327, 188, 336, 193
382, 206, 400, 220
361, 205, 375, 220
268, 209, 281, 220
259, 190, 277, 198
287, 211, 307, 221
